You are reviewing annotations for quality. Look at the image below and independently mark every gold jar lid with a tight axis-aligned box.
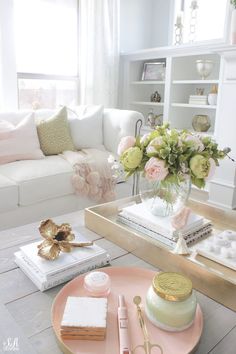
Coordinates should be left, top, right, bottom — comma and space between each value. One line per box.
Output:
152, 272, 193, 302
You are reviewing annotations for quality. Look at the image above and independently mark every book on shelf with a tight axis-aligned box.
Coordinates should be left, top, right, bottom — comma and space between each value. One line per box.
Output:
14, 233, 110, 291
189, 95, 208, 105
117, 214, 212, 248
119, 203, 206, 240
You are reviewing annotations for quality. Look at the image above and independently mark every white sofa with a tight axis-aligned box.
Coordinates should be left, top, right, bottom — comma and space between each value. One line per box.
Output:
0, 108, 144, 230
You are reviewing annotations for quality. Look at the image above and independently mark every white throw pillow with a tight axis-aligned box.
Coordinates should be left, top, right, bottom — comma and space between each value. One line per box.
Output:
68, 105, 104, 149
0, 112, 44, 164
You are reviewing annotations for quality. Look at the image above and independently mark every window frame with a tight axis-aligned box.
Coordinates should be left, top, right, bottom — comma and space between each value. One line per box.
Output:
170, 0, 231, 47
0, 0, 79, 111
17, 72, 79, 109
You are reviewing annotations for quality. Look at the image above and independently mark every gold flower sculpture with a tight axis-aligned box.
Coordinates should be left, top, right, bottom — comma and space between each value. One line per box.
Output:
37, 219, 93, 260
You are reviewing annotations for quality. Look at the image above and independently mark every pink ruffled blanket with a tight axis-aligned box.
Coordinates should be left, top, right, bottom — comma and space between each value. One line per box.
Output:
62, 149, 116, 203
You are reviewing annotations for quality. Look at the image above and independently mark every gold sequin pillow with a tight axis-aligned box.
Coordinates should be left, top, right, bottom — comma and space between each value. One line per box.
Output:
37, 107, 75, 155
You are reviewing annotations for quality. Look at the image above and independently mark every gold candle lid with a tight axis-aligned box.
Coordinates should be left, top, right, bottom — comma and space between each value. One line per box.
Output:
152, 272, 193, 302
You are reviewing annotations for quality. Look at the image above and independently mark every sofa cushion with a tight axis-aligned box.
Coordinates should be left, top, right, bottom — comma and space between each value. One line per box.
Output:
0, 156, 74, 206
0, 112, 44, 164
68, 105, 104, 149
37, 107, 75, 155
0, 174, 18, 212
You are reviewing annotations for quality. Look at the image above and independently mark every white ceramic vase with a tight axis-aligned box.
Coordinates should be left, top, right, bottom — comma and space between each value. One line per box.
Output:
208, 93, 218, 105
231, 9, 236, 45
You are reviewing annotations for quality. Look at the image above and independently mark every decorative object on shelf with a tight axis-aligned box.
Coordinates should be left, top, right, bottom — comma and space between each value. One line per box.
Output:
196, 88, 204, 96
172, 207, 191, 255
142, 62, 166, 81
147, 111, 163, 129
189, 1, 199, 42
150, 90, 161, 103
230, 0, 236, 44
147, 109, 156, 129
155, 113, 163, 127
196, 59, 214, 80
145, 272, 197, 332
37, 219, 93, 260
192, 114, 211, 132
117, 124, 230, 217
132, 295, 163, 354
189, 88, 208, 105
208, 85, 218, 105
174, 11, 183, 45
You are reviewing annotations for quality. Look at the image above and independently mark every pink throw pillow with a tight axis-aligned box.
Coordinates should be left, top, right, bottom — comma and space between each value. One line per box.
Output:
0, 112, 44, 164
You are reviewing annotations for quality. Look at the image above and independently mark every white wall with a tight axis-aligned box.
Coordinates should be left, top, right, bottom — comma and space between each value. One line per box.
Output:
151, 0, 172, 48
120, 0, 173, 53
120, 0, 153, 53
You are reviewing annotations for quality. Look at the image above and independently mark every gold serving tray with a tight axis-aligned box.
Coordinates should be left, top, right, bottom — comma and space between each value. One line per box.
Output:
85, 196, 236, 311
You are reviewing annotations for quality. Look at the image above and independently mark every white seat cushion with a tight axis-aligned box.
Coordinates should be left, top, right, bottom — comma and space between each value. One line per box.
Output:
0, 156, 74, 206
0, 174, 18, 212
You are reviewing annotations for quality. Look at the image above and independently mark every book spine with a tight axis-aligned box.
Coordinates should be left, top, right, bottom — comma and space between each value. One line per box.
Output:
117, 216, 175, 247
21, 246, 107, 278
44, 253, 108, 279
15, 253, 110, 291
41, 259, 110, 291
120, 212, 173, 239
15, 255, 44, 291
45, 253, 110, 281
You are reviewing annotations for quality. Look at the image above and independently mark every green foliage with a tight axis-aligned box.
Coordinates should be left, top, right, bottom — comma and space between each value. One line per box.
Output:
118, 124, 230, 189
231, 0, 236, 9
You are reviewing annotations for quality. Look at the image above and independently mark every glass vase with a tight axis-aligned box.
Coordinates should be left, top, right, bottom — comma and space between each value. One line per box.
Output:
139, 176, 191, 217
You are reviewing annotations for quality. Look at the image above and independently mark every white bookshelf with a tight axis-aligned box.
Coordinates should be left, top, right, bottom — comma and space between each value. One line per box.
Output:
172, 80, 219, 84
171, 103, 217, 109
132, 101, 164, 106
122, 50, 220, 134
131, 81, 165, 85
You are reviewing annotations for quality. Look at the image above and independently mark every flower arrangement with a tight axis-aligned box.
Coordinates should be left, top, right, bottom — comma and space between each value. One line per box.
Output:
117, 124, 230, 189
231, 0, 236, 9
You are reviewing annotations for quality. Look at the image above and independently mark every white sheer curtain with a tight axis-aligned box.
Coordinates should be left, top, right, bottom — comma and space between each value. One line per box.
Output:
78, 0, 120, 107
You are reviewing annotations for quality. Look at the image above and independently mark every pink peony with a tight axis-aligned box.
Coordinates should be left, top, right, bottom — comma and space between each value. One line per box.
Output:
206, 158, 216, 181
184, 134, 204, 152
140, 133, 150, 144
117, 136, 136, 156
145, 157, 169, 181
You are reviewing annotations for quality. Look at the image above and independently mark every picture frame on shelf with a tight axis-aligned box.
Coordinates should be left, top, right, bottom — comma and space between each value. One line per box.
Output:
141, 62, 165, 81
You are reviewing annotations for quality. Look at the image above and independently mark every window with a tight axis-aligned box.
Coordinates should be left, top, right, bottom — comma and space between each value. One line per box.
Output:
173, 0, 229, 45
14, 0, 78, 109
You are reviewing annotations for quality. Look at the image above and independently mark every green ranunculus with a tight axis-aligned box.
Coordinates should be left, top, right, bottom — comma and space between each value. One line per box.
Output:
190, 155, 210, 179
120, 147, 143, 170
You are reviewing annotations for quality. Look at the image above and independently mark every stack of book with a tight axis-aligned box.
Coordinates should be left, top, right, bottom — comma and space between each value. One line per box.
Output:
189, 95, 208, 105
117, 203, 212, 248
14, 233, 110, 291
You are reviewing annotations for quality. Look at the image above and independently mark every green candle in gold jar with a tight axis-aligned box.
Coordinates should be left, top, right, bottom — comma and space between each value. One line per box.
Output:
145, 272, 197, 332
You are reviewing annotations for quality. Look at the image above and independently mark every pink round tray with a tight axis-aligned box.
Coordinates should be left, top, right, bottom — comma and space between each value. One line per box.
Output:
51, 267, 203, 354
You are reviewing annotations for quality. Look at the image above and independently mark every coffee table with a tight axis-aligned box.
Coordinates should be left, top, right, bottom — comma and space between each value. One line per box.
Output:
0, 210, 236, 354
